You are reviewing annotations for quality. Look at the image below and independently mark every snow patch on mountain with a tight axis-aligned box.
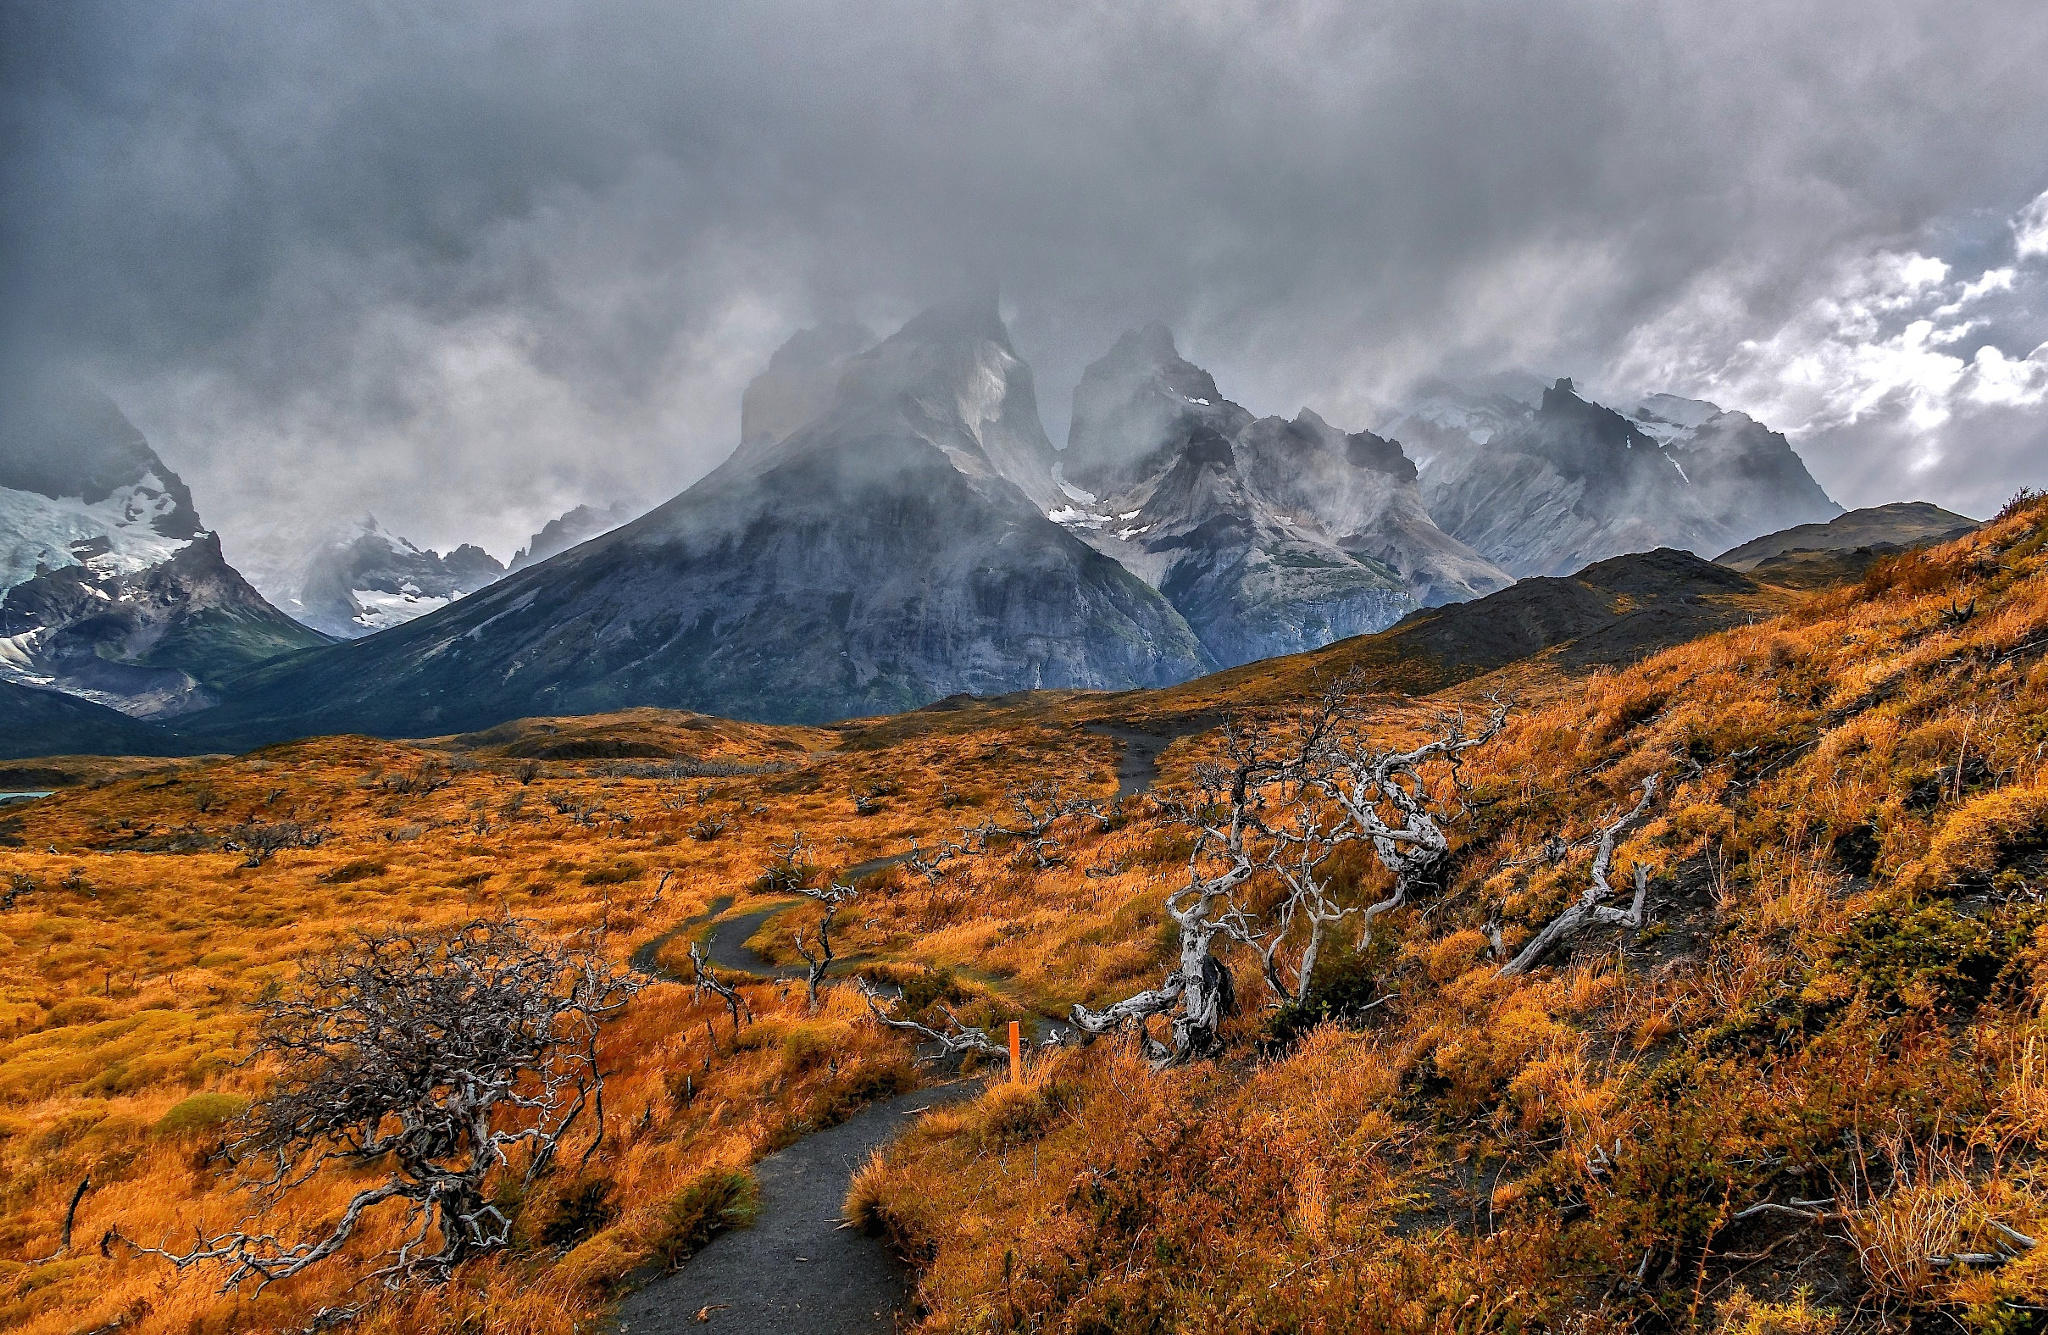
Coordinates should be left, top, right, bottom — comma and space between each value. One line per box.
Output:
1631, 393, 1722, 445
0, 476, 195, 598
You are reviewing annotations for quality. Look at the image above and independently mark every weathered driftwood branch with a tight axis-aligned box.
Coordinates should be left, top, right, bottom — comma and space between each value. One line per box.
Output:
1327, 698, 1512, 959
1499, 775, 1660, 977
856, 979, 1007, 1061
687, 941, 751, 1033
1074, 682, 1511, 1065
791, 882, 857, 1008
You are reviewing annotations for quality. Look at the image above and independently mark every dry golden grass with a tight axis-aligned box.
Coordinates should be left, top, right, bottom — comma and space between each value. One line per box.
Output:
0, 703, 1114, 1332
4, 498, 2048, 1332
851, 496, 2048, 1332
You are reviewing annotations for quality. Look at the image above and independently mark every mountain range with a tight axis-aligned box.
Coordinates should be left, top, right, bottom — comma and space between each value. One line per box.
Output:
0, 377, 328, 718
1386, 374, 1842, 577
0, 296, 1866, 751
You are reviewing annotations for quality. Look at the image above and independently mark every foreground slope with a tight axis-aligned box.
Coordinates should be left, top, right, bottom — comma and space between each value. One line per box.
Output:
1138, 545, 1786, 717
855, 493, 2048, 1332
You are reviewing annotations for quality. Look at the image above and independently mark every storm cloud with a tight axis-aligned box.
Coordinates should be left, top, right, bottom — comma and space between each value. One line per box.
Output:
4, 0, 2046, 565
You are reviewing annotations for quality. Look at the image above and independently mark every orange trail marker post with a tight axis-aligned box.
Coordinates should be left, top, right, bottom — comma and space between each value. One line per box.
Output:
1008, 1020, 1022, 1083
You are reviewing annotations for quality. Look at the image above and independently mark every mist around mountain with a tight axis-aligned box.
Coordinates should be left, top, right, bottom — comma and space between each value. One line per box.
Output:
174, 296, 1213, 743
1051, 324, 1511, 666
0, 377, 327, 717
508, 502, 641, 572
1387, 375, 1842, 577
250, 516, 504, 639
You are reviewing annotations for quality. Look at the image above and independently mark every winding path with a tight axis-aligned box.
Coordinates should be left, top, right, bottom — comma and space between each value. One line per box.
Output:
616, 720, 1204, 1332
611, 1083, 979, 1335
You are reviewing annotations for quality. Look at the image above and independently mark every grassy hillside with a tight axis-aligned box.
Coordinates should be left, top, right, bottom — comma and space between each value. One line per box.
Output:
853, 491, 2048, 1332
0, 495, 2043, 1333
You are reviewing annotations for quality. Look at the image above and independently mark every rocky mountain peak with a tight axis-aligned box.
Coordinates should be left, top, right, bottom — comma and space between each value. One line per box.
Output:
509, 501, 639, 572
739, 321, 875, 449
1065, 325, 1247, 494
0, 376, 202, 542
1525, 377, 1656, 467
0, 379, 324, 716
769, 294, 1061, 510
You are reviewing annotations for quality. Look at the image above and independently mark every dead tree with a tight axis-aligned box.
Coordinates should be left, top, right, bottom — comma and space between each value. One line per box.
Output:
971, 781, 1107, 868
117, 920, 637, 1292
1071, 687, 1510, 1066
905, 835, 971, 885
1499, 775, 1659, 976
855, 978, 1007, 1061
1067, 706, 1333, 1064
791, 882, 856, 1008
1218, 802, 1355, 1008
226, 821, 328, 868
688, 941, 751, 1033
759, 831, 819, 893
1322, 699, 1511, 956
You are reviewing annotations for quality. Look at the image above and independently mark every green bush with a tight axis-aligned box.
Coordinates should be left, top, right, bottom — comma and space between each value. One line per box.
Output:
155, 1092, 247, 1137
1819, 902, 2024, 1013
650, 1168, 758, 1268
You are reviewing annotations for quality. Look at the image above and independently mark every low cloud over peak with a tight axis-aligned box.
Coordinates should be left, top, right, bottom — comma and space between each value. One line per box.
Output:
5, 0, 2045, 552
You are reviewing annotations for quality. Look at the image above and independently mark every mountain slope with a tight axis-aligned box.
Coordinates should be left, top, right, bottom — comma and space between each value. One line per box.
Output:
1389, 377, 1840, 577
1134, 546, 1785, 718
176, 299, 1211, 744
1717, 500, 1981, 572
0, 680, 182, 760
0, 378, 329, 716
1051, 326, 1509, 667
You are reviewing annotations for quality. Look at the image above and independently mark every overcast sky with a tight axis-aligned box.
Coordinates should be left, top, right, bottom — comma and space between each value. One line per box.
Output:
4, 0, 2046, 568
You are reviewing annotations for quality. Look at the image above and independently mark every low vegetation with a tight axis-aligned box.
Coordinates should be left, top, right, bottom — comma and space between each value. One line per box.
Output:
0, 496, 2044, 1332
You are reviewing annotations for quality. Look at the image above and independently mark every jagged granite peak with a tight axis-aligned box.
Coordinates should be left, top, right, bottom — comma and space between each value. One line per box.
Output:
509, 501, 640, 572
795, 289, 1063, 511
1230, 409, 1509, 608
175, 301, 1213, 743
294, 515, 507, 639
1064, 321, 1251, 495
1050, 328, 1510, 667
0, 382, 325, 718
1393, 375, 1840, 579
738, 321, 876, 450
